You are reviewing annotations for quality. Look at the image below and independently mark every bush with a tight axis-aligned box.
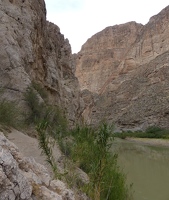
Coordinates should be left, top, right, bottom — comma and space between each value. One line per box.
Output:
32, 82, 48, 102
36, 121, 59, 178
0, 99, 21, 128
25, 84, 132, 199
24, 86, 42, 124
145, 126, 169, 138
114, 126, 169, 139
24, 85, 68, 135
146, 126, 161, 133
100, 154, 132, 200
36, 122, 132, 200
43, 105, 67, 137
59, 123, 133, 200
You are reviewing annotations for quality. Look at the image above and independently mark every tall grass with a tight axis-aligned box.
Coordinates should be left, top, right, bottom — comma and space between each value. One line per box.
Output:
25, 83, 132, 199
39, 122, 133, 200
36, 121, 59, 178
67, 123, 132, 200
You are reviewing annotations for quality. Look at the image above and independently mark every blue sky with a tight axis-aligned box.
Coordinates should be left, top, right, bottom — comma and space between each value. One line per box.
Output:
45, 0, 169, 53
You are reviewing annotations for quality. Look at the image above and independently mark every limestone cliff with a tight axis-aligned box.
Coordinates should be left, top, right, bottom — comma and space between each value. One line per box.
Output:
0, 0, 82, 124
75, 22, 143, 93
75, 6, 169, 130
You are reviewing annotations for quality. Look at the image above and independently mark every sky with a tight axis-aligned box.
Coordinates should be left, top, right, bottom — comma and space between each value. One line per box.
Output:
45, 0, 169, 53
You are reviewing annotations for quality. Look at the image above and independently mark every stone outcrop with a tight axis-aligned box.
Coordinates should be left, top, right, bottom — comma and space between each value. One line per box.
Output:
0, 0, 83, 125
75, 6, 169, 130
75, 22, 143, 93
0, 132, 75, 200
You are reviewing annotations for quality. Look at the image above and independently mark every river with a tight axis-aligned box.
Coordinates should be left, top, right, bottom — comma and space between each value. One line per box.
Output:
112, 138, 169, 200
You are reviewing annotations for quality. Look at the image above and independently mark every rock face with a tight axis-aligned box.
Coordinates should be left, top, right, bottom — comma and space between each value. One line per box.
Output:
0, 0, 82, 125
0, 132, 75, 200
75, 6, 169, 130
75, 22, 143, 93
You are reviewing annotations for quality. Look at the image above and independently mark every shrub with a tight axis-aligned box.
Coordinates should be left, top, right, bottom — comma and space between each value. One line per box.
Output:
27, 84, 132, 199
24, 86, 42, 125
42, 105, 67, 137
114, 126, 169, 139
0, 99, 21, 128
36, 121, 59, 178
145, 126, 163, 133
32, 81, 48, 102
36, 121, 132, 200
60, 123, 133, 200
24, 85, 67, 134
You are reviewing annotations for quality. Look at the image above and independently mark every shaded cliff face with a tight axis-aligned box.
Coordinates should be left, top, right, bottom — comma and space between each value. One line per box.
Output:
75, 6, 169, 129
0, 0, 82, 124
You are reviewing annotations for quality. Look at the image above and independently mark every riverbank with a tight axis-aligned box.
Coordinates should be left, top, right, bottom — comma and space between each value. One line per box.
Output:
125, 137, 169, 147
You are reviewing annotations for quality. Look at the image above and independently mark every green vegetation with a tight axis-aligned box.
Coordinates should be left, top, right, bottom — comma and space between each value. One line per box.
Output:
31, 81, 48, 102
24, 83, 132, 199
114, 126, 169, 139
0, 99, 21, 128
0, 84, 133, 199
24, 86, 42, 125
24, 84, 67, 134
36, 121, 59, 178
2, 82, 168, 200
68, 123, 132, 200
0, 88, 21, 128
37, 120, 133, 200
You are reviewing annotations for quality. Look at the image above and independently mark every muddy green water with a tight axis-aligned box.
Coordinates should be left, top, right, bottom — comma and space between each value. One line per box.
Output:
112, 139, 169, 200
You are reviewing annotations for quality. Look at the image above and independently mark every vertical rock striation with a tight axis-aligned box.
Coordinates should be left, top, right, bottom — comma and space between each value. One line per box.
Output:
75, 6, 169, 129
75, 22, 143, 93
0, 0, 83, 124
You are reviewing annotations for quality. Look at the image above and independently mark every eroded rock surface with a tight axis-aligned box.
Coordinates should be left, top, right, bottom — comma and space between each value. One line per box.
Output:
75, 22, 143, 93
0, 0, 83, 125
0, 132, 75, 200
75, 6, 169, 130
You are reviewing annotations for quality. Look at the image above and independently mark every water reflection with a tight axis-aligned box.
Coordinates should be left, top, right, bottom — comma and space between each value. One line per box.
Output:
112, 139, 169, 200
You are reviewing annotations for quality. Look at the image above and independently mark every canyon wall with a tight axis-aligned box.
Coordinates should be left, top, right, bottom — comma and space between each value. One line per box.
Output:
75, 6, 169, 130
1, 0, 169, 130
75, 22, 143, 93
0, 1, 87, 198
0, 0, 83, 124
